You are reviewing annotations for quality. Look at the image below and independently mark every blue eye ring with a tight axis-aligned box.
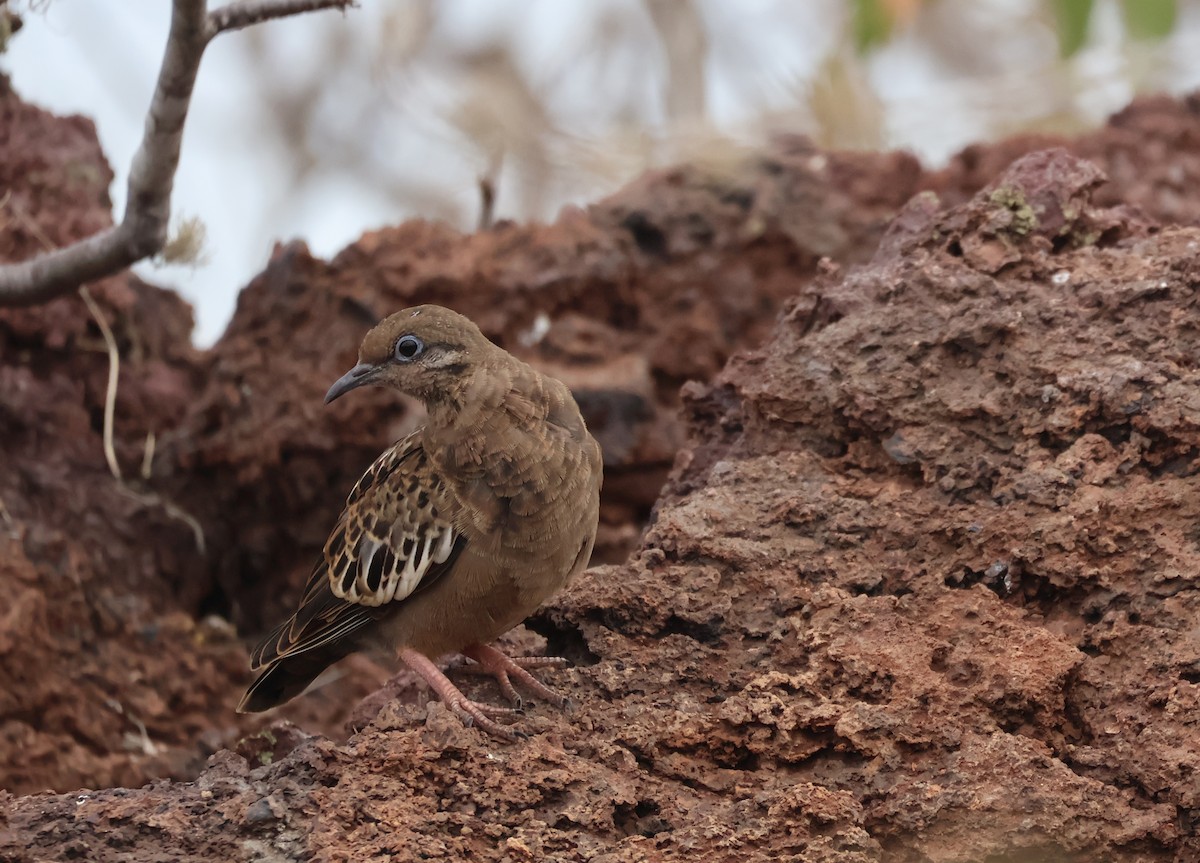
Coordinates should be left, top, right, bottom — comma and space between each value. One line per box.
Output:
395, 334, 424, 362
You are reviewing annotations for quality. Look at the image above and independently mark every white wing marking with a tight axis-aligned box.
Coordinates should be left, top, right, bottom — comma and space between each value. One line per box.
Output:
333, 524, 458, 608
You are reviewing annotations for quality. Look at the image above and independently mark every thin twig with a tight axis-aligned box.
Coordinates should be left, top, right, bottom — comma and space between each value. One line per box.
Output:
120, 486, 207, 554
207, 0, 354, 37
644, 0, 709, 121
105, 698, 161, 757
80, 290, 207, 552
8, 196, 58, 253
78, 287, 122, 482
156, 495, 207, 553
478, 176, 496, 231
0, 0, 357, 307
141, 432, 157, 480
0, 495, 15, 537
0, 190, 13, 234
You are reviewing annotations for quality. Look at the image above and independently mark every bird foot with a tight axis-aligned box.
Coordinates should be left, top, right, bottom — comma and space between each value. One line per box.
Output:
398, 647, 528, 741
445, 697, 527, 741
460, 643, 571, 709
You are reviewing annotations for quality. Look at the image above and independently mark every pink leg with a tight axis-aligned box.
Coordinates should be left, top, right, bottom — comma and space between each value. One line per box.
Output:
460, 643, 571, 709
398, 647, 523, 741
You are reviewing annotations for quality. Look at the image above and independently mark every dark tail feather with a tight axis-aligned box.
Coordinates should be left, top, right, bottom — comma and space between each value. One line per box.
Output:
238, 653, 337, 713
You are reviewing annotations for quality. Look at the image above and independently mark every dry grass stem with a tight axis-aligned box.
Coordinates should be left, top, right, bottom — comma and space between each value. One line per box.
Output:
78, 286, 123, 482
140, 432, 157, 480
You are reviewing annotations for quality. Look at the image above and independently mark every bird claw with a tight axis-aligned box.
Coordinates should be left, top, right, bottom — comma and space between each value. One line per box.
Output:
503, 691, 526, 709
476, 703, 524, 718
506, 655, 570, 670
399, 645, 566, 742
460, 643, 572, 710
449, 699, 526, 741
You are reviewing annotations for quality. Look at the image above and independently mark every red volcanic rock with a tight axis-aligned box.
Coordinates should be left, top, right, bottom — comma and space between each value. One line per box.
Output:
4, 68, 1200, 860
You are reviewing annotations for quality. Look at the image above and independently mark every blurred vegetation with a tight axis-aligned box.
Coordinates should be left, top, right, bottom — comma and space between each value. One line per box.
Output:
0, 1, 23, 54
1049, 0, 1176, 54
236, 0, 1190, 230
857, 0, 1177, 55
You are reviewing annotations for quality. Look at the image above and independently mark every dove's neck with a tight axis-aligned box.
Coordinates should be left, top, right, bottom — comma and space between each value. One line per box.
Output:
423, 355, 547, 461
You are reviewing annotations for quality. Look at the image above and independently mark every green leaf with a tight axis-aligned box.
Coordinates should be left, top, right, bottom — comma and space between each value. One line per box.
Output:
1050, 0, 1095, 57
852, 0, 893, 53
1120, 0, 1176, 40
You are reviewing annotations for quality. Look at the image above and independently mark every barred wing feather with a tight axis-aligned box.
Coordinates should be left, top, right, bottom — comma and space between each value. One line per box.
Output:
249, 432, 464, 670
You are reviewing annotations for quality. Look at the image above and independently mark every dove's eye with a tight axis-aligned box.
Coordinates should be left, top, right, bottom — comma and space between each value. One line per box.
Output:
395, 335, 424, 362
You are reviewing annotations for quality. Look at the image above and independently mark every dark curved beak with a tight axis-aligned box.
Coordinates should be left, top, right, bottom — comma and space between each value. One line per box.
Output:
325, 362, 376, 404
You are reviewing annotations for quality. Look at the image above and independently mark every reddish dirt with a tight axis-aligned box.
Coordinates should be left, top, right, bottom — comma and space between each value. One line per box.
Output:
3, 71, 1200, 860
0, 76, 249, 795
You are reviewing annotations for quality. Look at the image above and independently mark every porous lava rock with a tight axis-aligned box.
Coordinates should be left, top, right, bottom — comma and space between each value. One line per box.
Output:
0, 76, 922, 795
6, 132, 1200, 859
7, 54, 1200, 860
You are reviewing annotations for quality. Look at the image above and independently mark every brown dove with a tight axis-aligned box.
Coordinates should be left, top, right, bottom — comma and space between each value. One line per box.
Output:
238, 304, 603, 739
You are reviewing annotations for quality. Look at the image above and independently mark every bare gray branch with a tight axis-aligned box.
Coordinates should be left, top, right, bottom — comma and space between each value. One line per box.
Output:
206, 0, 355, 38
0, 0, 356, 307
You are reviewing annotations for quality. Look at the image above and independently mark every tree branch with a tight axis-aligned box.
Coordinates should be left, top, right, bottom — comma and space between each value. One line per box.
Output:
207, 0, 354, 37
0, 0, 356, 307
